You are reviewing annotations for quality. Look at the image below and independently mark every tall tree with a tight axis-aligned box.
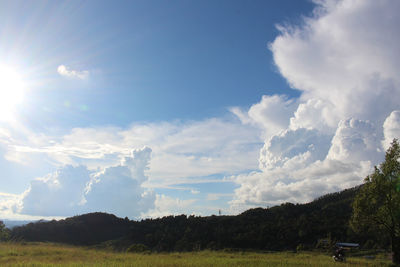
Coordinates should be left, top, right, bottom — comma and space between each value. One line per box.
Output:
0, 221, 9, 241
351, 139, 400, 264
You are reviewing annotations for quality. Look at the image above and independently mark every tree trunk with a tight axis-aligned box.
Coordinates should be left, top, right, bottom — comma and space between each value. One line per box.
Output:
392, 235, 400, 264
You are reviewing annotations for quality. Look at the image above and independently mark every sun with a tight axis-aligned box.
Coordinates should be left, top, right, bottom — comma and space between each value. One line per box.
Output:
0, 65, 25, 121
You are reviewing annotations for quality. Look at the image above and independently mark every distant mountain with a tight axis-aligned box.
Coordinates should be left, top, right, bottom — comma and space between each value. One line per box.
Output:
9, 185, 389, 251
2, 220, 34, 229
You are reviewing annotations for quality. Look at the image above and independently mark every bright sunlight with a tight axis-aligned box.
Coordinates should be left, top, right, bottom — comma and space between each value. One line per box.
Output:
0, 65, 25, 121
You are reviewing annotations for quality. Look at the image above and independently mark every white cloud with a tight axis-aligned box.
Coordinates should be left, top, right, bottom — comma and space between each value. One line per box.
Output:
259, 128, 332, 170
382, 110, 400, 150
5, 118, 262, 187
271, 0, 400, 124
84, 147, 155, 218
57, 65, 89, 80
0, 117, 262, 218
16, 147, 155, 218
289, 98, 335, 132
231, 95, 297, 138
231, 121, 375, 210
141, 194, 197, 218
0, 192, 64, 220
231, 158, 372, 213
190, 189, 200, 194
327, 118, 382, 163
19, 165, 90, 216
231, 0, 400, 210
206, 193, 233, 201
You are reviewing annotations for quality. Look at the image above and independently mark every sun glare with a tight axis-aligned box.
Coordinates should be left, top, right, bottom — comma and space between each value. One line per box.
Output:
0, 65, 25, 121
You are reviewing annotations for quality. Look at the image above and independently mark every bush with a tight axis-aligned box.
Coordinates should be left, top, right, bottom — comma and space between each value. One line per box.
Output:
0, 221, 10, 241
126, 243, 149, 253
296, 244, 305, 252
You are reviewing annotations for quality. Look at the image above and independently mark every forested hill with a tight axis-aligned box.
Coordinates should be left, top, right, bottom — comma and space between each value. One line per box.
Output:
11, 185, 386, 251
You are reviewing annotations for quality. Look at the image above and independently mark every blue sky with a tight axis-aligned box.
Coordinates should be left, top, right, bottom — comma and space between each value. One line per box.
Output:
0, 0, 399, 220
1, 0, 312, 129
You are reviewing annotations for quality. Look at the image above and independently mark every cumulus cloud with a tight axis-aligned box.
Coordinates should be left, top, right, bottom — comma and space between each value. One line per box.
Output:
271, 0, 400, 124
231, 0, 400, 210
231, 158, 372, 212
84, 147, 155, 217
382, 110, 400, 150
0, 193, 20, 215
19, 165, 90, 216
289, 98, 335, 132
17, 147, 155, 218
327, 118, 382, 163
259, 128, 331, 170
0, 192, 63, 220
231, 120, 375, 210
57, 65, 89, 79
231, 95, 297, 138
141, 194, 197, 218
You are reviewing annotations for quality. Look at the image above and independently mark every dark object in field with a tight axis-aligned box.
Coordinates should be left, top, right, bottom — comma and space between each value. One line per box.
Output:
332, 242, 359, 262
335, 242, 359, 248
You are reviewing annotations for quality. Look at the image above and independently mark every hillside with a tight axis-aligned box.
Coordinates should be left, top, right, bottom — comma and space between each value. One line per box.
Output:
10, 185, 388, 251
11, 212, 132, 245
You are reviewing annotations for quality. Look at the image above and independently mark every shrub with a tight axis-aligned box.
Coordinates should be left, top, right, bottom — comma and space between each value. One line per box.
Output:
126, 243, 149, 253
296, 244, 305, 252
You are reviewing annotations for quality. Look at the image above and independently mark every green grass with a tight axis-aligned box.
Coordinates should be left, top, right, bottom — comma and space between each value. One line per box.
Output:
0, 242, 392, 266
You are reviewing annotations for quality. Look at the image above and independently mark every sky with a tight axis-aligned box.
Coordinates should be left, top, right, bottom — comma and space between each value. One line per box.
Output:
0, 0, 399, 220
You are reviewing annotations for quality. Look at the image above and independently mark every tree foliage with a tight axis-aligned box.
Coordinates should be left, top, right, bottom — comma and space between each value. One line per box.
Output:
351, 139, 400, 264
11, 213, 131, 245
11, 187, 366, 252
0, 221, 10, 241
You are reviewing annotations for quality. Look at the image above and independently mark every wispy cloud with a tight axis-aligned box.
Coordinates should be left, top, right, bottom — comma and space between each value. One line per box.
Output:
4, 118, 262, 187
57, 65, 89, 80
207, 193, 233, 201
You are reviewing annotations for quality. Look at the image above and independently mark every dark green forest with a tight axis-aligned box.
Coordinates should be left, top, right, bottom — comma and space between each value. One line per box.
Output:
7, 185, 390, 252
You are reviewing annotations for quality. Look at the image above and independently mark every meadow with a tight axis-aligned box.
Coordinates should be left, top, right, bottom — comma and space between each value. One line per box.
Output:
0, 242, 392, 267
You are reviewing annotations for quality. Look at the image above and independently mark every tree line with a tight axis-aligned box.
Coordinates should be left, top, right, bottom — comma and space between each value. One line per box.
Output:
7, 186, 384, 251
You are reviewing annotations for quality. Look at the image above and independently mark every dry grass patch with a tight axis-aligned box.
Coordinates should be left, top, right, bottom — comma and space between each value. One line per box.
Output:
0, 242, 392, 266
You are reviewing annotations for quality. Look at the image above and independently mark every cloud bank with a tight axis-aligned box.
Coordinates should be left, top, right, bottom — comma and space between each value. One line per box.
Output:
16, 147, 155, 218
0, 118, 262, 218
230, 0, 400, 211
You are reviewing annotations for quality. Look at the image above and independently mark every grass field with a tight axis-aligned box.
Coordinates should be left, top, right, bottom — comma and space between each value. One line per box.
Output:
0, 242, 393, 266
